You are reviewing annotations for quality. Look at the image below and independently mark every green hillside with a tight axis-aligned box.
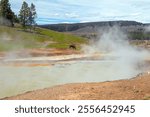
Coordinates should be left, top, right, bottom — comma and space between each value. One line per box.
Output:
0, 26, 88, 51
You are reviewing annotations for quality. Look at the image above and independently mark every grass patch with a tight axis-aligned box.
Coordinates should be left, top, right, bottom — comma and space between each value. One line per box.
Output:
0, 26, 88, 51
36, 28, 87, 44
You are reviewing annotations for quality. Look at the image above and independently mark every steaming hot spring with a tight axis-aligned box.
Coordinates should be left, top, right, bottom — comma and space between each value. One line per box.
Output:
0, 27, 150, 99
0, 51, 150, 99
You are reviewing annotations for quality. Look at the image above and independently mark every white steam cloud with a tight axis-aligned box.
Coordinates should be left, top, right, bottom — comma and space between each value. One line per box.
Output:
82, 26, 150, 73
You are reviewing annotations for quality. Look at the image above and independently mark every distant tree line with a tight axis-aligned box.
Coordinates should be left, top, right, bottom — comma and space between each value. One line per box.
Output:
0, 0, 37, 29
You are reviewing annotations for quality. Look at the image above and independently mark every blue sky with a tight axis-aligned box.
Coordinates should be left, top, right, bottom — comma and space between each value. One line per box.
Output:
10, 0, 150, 24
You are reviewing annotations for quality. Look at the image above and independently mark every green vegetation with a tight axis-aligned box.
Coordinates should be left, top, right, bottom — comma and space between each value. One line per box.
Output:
0, 0, 15, 26
0, 1, 86, 51
0, 0, 37, 29
37, 28, 87, 48
19, 1, 37, 29
129, 32, 150, 40
0, 26, 88, 51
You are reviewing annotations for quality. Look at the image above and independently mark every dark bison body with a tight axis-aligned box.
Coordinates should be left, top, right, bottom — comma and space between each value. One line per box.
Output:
69, 44, 76, 49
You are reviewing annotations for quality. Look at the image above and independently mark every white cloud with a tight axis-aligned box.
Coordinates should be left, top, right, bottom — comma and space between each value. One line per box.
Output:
10, 0, 150, 24
64, 13, 79, 18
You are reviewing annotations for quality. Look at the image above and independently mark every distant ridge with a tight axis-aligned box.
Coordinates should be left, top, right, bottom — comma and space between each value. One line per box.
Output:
39, 21, 144, 32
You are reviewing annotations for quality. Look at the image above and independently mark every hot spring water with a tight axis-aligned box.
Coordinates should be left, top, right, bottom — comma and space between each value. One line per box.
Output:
0, 59, 142, 98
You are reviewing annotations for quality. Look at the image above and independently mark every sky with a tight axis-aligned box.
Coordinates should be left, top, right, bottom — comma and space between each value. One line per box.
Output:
10, 0, 150, 24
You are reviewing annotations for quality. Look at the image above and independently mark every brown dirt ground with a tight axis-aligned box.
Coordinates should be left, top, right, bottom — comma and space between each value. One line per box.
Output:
0, 48, 80, 57
27, 48, 81, 56
3, 74, 150, 100
0, 48, 81, 66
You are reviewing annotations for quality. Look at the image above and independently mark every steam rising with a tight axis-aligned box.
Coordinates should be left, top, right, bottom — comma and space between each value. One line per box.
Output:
0, 34, 25, 60
50, 26, 150, 87
0, 17, 11, 26
0, 26, 150, 98
82, 26, 150, 73
144, 25, 150, 33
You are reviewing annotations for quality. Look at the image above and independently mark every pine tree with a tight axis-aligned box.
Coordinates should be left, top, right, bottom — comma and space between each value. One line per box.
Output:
14, 14, 19, 23
19, 1, 30, 28
0, 0, 15, 26
28, 3, 37, 29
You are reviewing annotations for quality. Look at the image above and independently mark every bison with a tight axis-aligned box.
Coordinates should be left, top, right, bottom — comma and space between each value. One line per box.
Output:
69, 44, 76, 50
